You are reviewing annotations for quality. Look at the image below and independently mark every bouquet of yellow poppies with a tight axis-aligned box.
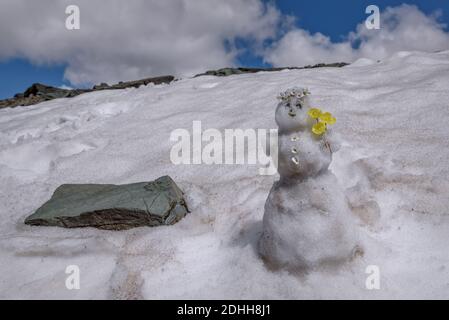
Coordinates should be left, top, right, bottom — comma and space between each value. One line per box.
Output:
307, 108, 336, 135
307, 107, 336, 153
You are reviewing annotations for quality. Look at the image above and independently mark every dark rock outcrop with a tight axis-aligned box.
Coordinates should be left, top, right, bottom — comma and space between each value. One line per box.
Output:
24, 176, 189, 230
194, 63, 348, 77
0, 75, 175, 109
92, 82, 110, 90
23, 83, 71, 99
0, 83, 74, 108
107, 75, 174, 89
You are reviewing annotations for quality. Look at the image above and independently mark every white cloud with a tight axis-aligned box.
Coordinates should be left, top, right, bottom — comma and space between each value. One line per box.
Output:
2, 3, 448, 86
0, 0, 283, 85
264, 4, 449, 67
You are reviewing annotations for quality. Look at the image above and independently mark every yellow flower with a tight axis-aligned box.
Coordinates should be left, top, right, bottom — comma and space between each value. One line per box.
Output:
308, 108, 322, 119
319, 112, 336, 125
312, 122, 327, 135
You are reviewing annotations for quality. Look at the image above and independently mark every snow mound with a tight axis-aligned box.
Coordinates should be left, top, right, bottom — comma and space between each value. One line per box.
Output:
349, 58, 376, 67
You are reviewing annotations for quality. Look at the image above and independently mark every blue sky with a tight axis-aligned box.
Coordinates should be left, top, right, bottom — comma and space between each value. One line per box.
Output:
1, 0, 448, 99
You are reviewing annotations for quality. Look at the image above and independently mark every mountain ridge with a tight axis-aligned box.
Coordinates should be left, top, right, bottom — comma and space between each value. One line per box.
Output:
0, 62, 348, 109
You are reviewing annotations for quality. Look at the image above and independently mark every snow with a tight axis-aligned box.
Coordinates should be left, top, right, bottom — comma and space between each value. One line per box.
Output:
1, 50, 449, 299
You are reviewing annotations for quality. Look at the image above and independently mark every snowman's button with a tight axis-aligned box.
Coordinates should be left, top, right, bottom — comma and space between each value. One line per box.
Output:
291, 136, 299, 141
291, 147, 298, 154
291, 156, 299, 165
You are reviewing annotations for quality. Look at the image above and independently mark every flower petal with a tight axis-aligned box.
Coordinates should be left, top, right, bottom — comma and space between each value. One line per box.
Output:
319, 112, 336, 125
308, 108, 322, 119
312, 122, 326, 135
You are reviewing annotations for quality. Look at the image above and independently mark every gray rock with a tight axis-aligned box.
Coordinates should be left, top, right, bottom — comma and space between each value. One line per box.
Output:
25, 176, 189, 230
0, 75, 175, 109
93, 82, 110, 90
194, 63, 349, 78
109, 75, 174, 89
0, 83, 73, 108
23, 83, 71, 99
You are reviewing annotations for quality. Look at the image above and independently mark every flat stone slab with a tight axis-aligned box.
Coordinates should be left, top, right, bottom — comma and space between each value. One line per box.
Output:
25, 176, 188, 230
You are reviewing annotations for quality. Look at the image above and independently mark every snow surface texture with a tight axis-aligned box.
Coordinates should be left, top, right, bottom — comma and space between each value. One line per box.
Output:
1, 51, 449, 299
260, 88, 360, 272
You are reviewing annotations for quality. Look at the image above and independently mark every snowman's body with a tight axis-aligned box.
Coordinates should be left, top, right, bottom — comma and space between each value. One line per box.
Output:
260, 88, 359, 271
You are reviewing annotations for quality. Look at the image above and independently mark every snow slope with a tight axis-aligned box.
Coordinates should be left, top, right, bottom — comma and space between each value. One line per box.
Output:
1, 50, 449, 299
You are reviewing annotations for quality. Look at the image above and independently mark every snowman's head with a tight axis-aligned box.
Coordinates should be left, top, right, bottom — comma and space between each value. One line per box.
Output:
275, 88, 311, 133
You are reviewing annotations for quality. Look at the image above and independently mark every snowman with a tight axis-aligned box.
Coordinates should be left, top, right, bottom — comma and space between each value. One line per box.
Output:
259, 88, 361, 272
